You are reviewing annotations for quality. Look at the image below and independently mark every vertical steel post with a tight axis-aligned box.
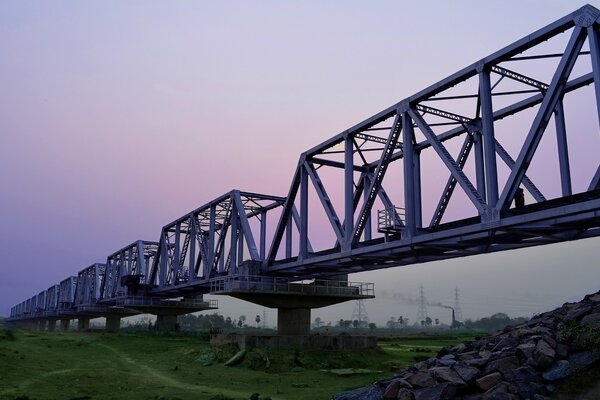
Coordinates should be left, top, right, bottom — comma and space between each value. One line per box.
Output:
230, 201, 238, 273
159, 234, 168, 288
474, 131, 486, 200
237, 219, 244, 269
299, 164, 308, 260
189, 217, 197, 280
136, 241, 146, 278
344, 136, 354, 250
363, 175, 372, 241
588, 26, 600, 130
260, 211, 267, 260
285, 215, 292, 258
174, 224, 181, 284
414, 150, 422, 228
479, 68, 499, 211
403, 112, 416, 237
208, 205, 216, 277
554, 99, 572, 196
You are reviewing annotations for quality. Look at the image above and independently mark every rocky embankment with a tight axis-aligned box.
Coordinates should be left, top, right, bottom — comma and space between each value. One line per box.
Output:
334, 291, 600, 400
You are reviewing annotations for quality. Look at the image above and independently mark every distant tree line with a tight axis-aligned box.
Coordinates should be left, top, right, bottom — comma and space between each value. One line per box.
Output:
463, 313, 528, 332
178, 313, 237, 330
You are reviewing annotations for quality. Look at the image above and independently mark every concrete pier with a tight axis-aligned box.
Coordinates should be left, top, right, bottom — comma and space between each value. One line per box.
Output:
155, 314, 178, 331
211, 274, 374, 335
47, 319, 56, 331
60, 319, 70, 331
77, 317, 90, 331
278, 308, 311, 335
105, 317, 120, 332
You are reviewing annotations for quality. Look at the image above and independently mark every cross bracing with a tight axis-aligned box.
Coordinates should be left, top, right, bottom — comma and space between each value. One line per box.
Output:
9, 5, 600, 321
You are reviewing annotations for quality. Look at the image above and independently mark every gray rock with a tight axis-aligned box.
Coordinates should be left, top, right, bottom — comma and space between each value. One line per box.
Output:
563, 305, 592, 322
514, 327, 536, 338
543, 335, 556, 348
506, 365, 537, 383
533, 340, 555, 369
492, 336, 518, 352
476, 372, 502, 391
451, 343, 466, 352
462, 394, 483, 400
481, 382, 516, 400
555, 343, 569, 359
542, 360, 573, 381
516, 342, 535, 361
437, 358, 456, 367
397, 388, 415, 400
453, 363, 480, 382
568, 351, 600, 371
484, 356, 520, 376
414, 383, 457, 400
382, 379, 413, 399
588, 293, 600, 303
408, 371, 436, 388
513, 380, 546, 399
581, 312, 600, 328
430, 367, 465, 386
333, 385, 383, 400
383, 380, 401, 400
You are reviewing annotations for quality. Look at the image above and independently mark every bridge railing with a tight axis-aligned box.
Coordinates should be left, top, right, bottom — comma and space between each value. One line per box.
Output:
210, 275, 375, 297
378, 206, 405, 234
120, 296, 218, 309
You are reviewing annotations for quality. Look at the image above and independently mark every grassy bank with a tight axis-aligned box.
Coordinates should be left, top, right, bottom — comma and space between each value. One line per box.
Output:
0, 329, 477, 400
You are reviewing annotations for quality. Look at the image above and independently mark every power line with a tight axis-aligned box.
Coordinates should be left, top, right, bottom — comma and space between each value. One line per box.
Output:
417, 285, 428, 324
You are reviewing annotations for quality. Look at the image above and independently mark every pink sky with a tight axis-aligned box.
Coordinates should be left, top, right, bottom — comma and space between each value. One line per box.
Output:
2, 1, 600, 324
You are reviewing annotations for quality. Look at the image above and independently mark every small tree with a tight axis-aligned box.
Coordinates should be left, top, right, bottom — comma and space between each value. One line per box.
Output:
425, 317, 432, 327
255, 315, 261, 327
386, 317, 396, 329
352, 319, 359, 329
368, 322, 376, 331
435, 318, 439, 326
314, 317, 322, 328
239, 315, 246, 327
397, 316, 404, 328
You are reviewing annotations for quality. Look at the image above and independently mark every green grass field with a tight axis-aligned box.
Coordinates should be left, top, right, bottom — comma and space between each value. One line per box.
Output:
0, 329, 478, 400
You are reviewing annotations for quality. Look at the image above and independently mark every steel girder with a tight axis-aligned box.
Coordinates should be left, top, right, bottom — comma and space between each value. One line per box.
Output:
148, 190, 286, 296
75, 263, 105, 306
264, 5, 600, 278
59, 277, 77, 310
100, 240, 158, 301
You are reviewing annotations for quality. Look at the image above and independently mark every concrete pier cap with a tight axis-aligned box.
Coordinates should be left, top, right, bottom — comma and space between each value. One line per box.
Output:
210, 273, 375, 335
119, 295, 218, 331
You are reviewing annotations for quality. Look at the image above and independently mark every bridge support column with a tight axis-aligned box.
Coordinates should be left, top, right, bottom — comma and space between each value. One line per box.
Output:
77, 318, 90, 331
47, 319, 56, 332
221, 275, 373, 336
155, 314, 178, 331
60, 319, 70, 331
37, 320, 46, 331
105, 317, 120, 332
278, 308, 311, 335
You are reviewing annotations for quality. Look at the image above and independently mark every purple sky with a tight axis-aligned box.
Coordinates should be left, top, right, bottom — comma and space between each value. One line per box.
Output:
2, 1, 600, 325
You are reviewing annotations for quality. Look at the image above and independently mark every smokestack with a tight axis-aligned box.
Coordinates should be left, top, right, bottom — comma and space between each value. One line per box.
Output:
449, 306, 456, 328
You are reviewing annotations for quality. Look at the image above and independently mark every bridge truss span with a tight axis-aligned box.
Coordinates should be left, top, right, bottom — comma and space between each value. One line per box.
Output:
263, 4, 600, 278
9, 5, 600, 329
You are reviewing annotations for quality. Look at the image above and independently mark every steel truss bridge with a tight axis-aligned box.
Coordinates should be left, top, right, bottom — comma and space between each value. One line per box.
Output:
9, 5, 600, 329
